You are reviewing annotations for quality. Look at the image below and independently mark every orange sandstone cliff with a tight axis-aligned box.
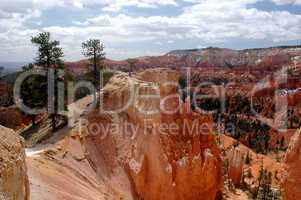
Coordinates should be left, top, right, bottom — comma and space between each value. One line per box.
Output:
82, 69, 223, 200
282, 129, 301, 200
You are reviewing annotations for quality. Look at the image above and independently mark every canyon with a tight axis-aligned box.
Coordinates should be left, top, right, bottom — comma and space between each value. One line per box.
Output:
66, 46, 301, 76
27, 69, 224, 200
1, 45, 301, 199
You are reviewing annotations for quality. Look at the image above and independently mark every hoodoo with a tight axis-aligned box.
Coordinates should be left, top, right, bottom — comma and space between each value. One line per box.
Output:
227, 147, 244, 187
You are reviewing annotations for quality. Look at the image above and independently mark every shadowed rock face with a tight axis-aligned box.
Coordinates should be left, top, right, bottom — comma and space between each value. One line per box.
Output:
84, 69, 223, 200
0, 125, 29, 200
282, 130, 301, 200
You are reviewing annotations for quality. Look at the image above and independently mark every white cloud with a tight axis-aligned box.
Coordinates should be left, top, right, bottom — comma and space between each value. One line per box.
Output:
86, 15, 112, 26
76, 0, 301, 44
177, 0, 301, 42
72, 20, 89, 26
0, 0, 301, 61
272, 0, 301, 5
9, 0, 179, 12
0, 10, 40, 33
101, 0, 178, 12
73, 1, 84, 8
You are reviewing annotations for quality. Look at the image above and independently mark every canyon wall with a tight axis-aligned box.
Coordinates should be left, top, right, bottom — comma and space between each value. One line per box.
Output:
0, 125, 29, 200
282, 130, 301, 200
83, 69, 223, 200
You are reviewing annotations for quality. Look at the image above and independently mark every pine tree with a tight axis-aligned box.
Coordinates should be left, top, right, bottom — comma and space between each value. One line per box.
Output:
21, 64, 47, 125
31, 32, 64, 132
254, 162, 275, 200
0, 66, 4, 78
280, 136, 285, 150
245, 152, 252, 165
82, 39, 105, 87
127, 58, 138, 76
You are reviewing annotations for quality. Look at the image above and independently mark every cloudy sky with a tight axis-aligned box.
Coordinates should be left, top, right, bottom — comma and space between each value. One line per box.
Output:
0, 0, 301, 62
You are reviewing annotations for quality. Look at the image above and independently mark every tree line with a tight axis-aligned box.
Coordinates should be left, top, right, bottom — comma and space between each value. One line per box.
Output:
21, 32, 106, 132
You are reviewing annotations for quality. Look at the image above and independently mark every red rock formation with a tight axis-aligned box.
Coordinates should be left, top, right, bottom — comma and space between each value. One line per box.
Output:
66, 46, 300, 73
0, 125, 29, 200
282, 129, 301, 200
227, 147, 244, 187
84, 69, 223, 200
221, 134, 283, 188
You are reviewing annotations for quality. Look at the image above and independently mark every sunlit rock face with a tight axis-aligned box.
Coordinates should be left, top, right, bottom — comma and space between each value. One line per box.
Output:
84, 69, 223, 200
227, 147, 244, 187
282, 130, 301, 200
0, 126, 29, 200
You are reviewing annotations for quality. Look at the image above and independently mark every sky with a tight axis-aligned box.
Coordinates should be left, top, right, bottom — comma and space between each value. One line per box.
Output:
0, 0, 300, 62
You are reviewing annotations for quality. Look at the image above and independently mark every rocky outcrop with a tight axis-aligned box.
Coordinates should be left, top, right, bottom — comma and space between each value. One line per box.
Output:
83, 69, 223, 200
227, 147, 244, 187
282, 130, 301, 200
0, 125, 29, 200
27, 136, 123, 200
